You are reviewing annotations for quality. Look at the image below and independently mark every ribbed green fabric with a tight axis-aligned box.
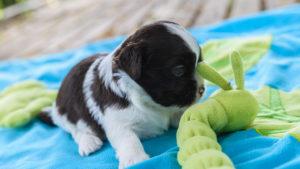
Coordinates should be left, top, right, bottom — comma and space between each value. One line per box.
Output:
250, 86, 300, 141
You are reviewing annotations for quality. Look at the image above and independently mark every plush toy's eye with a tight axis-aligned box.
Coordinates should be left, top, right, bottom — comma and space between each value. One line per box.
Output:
172, 65, 185, 77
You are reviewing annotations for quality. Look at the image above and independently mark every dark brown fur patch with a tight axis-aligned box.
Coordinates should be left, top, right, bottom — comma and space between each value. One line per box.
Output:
91, 64, 130, 113
113, 21, 202, 107
55, 53, 125, 139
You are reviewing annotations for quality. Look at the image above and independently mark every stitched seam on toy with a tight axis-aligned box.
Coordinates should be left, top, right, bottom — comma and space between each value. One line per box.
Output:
211, 98, 228, 131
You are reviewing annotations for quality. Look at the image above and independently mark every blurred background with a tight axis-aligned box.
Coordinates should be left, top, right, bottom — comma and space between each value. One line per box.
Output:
0, 0, 299, 61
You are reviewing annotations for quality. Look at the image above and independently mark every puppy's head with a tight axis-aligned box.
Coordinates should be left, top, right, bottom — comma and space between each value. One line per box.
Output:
114, 21, 205, 108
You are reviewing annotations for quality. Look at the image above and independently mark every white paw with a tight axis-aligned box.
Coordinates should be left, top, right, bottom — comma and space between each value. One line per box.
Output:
78, 133, 103, 156
118, 152, 149, 169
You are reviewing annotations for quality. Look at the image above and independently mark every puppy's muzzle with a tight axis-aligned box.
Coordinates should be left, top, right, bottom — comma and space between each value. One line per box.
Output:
198, 85, 205, 96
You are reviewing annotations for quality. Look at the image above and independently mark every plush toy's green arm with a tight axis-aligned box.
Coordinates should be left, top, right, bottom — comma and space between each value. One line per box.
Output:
230, 51, 244, 90
197, 63, 232, 90
0, 80, 57, 128
0, 80, 45, 98
0, 97, 54, 127
177, 53, 258, 169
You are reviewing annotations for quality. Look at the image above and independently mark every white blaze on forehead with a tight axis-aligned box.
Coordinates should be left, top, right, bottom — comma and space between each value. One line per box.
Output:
163, 23, 200, 66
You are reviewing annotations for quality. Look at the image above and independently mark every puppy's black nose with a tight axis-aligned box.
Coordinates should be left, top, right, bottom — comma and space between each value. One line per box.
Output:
198, 85, 205, 95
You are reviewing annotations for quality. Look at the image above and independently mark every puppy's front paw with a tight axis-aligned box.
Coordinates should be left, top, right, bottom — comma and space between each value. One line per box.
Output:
78, 133, 103, 156
118, 152, 149, 169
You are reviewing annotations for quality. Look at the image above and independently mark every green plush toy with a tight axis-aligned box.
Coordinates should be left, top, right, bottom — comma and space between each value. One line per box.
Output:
177, 52, 259, 169
0, 80, 57, 128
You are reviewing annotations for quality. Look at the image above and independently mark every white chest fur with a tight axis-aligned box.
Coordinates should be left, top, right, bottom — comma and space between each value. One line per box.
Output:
102, 105, 172, 139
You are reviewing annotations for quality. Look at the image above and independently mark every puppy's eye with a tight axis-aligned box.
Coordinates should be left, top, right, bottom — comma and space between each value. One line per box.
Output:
172, 65, 185, 77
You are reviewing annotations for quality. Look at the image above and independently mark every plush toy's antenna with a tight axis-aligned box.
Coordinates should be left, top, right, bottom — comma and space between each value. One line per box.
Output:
230, 51, 244, 90
197, 62, 232, 90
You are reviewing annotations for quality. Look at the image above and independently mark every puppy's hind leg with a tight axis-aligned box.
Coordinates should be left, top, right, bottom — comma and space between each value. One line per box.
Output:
72, 120, 103, 156
51, 104, 103, 156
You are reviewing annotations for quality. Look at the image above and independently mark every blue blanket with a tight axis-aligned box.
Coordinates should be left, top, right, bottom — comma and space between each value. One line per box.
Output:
1, 4, 300, 169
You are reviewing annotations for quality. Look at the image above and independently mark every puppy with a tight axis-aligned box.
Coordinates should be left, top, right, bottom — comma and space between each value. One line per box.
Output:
39, 21, 205, 169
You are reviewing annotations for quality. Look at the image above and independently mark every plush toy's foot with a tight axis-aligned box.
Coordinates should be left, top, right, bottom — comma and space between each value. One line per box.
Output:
76, 132, 103, 156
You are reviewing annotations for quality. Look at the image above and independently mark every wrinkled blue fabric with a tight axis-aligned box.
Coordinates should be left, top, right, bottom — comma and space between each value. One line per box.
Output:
1, 4, 300, 169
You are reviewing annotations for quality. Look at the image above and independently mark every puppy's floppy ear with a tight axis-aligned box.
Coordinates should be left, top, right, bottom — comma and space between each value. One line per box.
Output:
115, 42, 144, 80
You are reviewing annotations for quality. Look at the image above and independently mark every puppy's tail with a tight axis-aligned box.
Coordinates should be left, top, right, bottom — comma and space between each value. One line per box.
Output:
38, 106, 56, 126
